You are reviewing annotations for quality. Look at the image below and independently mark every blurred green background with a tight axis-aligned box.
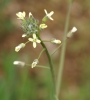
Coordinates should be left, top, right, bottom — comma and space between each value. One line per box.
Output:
0, 0, 90, 100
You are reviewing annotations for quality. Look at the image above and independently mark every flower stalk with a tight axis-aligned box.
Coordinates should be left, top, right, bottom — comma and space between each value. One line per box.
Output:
56, 1, 72, 97
38, 48, 45, 60
14, 8, 77, 100
36, 35, 55, 98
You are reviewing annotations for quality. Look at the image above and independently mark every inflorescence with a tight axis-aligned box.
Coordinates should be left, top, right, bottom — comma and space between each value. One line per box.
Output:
14, 9, 77, 68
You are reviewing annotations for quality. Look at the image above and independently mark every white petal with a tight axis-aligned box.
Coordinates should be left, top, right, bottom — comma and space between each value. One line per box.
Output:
39, 24, 47, 29
57, 40, 61, 44
29, 12, 32, 17
49, 11, 54, 16
36, 39, 41, 43
15, 46, 20, 52
67, 27, 77, 38
49, 17, 53, 20
20, 43, 25, 48
16, 11, 25, 19
33, 34, 36, 39
16, 12, 21, 16
71, 27, 77, 33
28, 38, 33, 42
23, 11, 26, 17
22, 34, 26, 37
31, 62, 37, 68
44, 9, 47, 14
33, 42, 36, 48
13, 61, 19, 65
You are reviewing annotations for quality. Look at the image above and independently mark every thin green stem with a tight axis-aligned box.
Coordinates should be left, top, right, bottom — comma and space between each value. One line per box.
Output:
25, 41, 30, 45
42, 40, 51, 42
38, 48, 45, 60
37, 35, 56, 98
36, 65, 50, 69
56, 1, 72, 97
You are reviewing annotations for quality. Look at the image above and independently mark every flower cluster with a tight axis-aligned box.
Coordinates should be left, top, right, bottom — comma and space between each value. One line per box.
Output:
14, 9, 79, 69
15, 9, 55, 52
14, 9, 62, 68
14, 9, 78, 100
14, 9, 77, 70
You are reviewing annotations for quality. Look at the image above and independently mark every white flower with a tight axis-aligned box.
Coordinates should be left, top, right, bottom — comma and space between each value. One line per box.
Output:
15, 43, 25, 52
67, 27, 77, 38
31, 59, 39, 68
16, 11, 26, 20
51, 39, 61, 44
28, 34, 41, 48
13, 61, 25, 67
44, 9, 54, 20
39, 24, 47, 29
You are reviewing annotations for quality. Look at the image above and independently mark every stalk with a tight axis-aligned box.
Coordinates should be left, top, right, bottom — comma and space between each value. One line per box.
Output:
37, 35, 55, 100
56, 1, 72, 97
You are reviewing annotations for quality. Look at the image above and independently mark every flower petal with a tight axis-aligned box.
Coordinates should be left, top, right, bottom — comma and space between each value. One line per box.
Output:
31, 62, 37, 68
71, 27, 77, 33
28, 38, 33, 42
33, 42, 36, 48
29, 12, 32, 17
20, 43, 25, 48
44, 9, 47, 14
16, 11, 25, 20
49, 17, 53, 20
22, 34, 27, 37
36, 39, 41, 43
15, 46, 20, 52
49, 11, 54, 16
39, 24, 47, 29
23, 11, 26, 17
44, 9, 54, 21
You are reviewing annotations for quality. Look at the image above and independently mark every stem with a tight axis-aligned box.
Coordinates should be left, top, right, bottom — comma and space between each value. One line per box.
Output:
42, 40, 51, 42
25, 41, 30, 45
38, 48, 45, 60
56, 1, 72, 97
37, 35, 56, 97
36, 65, 50, 69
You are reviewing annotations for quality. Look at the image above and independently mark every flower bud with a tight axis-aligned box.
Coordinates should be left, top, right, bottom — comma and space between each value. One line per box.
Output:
67, 27, 77, 38
39, 24, 47, 29
31, 59, 39, 68
13, 61, 25, 67
15, 43, 25, 52
51, 39, 61, 44
22, 34, 27, 38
